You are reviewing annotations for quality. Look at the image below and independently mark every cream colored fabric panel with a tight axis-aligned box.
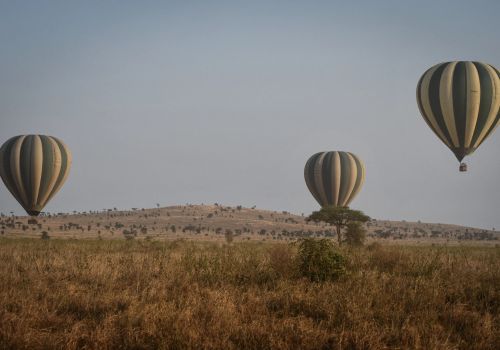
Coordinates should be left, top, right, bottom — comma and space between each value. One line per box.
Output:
419, 64, 452, 148
313, 153, 328, 206
483, 119, 500, 146
30, 135, 43, 207
439, 62, 460, 147
339, 153, 357, 206
360, 156, 366, 185
358, 157, 366, 196
331, 152, 341, 206
345, 153, 365, 206
486, 121, 500, 141
472, 64, 500, 148
464, 62, 481, 148
37, 137, 62, 208
10, 136, 29, 208
45, 137, 72, 205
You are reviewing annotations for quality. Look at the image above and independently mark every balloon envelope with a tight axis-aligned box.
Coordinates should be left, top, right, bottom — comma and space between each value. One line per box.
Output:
304, 151, 365, 208
0, 135, 72, 216
416, 61, 499, 162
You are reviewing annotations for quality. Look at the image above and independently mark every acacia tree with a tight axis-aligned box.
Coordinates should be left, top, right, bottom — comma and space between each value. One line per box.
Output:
307, 206, 370, 245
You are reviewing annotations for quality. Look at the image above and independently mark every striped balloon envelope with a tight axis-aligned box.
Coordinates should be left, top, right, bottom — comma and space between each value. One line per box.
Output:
0, 135, 72, 216
416, 61, 499, 171
304, 151, 365, 208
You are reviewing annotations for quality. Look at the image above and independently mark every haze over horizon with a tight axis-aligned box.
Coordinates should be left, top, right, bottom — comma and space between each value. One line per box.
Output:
1, 1, 499, 230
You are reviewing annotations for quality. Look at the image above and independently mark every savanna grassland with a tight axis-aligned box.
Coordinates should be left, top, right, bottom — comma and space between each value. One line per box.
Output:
0, 205, 498, 244
0, 239, 498, 349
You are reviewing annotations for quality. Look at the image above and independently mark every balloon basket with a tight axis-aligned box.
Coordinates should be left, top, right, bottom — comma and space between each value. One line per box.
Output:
459, 163, 467, 172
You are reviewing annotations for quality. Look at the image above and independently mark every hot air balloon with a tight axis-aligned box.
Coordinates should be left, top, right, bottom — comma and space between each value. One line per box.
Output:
416, 61, 499, 172
304, 151, 365, 208
0, 135, 72, 216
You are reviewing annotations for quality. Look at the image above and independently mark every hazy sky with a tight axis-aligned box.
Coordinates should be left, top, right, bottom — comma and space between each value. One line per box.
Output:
1, 1, 499, 229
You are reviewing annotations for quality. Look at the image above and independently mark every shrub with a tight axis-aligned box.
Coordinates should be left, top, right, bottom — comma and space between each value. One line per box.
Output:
225, 230, 234, 244
296, 238, 346, 282
122, 230, 135, 240
344, 222, 366, 246
124, 234, 135, 241
41, 231, 50, 240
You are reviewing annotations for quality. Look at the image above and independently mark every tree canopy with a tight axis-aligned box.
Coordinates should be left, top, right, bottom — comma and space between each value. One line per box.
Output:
307, 206, 370, 245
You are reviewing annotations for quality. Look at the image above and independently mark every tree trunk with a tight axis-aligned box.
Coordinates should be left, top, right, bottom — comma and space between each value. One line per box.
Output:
336, 225, 342, 245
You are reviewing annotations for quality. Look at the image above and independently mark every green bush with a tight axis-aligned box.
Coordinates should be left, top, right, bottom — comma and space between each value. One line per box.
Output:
345, 222, 366, 246
296, 238, 346, 282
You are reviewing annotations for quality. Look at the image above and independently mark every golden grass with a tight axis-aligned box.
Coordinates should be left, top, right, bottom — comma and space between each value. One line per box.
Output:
0, 239, 498, 349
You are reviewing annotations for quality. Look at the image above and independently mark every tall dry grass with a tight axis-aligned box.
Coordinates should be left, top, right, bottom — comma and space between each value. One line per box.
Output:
0, 238, 498, 349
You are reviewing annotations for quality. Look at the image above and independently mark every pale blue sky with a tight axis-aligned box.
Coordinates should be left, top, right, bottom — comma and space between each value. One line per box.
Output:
1, 1, 499, 229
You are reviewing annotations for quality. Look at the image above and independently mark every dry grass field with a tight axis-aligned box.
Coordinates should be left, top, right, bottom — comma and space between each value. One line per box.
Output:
0, 238, 498, 349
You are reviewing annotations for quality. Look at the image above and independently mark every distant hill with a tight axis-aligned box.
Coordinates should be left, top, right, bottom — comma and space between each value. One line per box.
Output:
0, 204, 498, 244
